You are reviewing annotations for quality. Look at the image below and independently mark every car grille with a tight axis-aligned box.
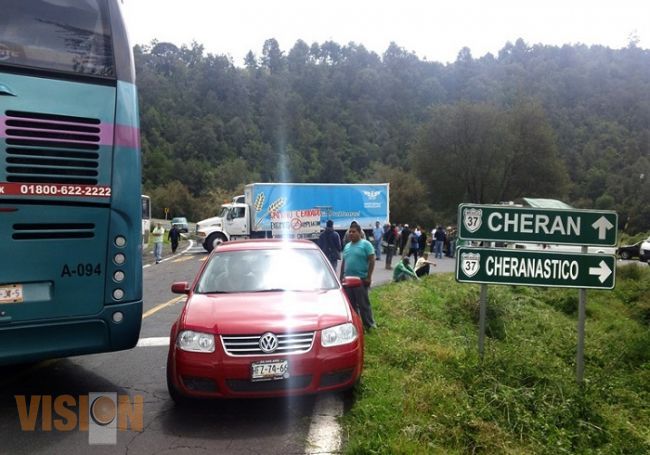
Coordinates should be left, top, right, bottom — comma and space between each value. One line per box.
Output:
226, 375, 312, 392
221, 332, 315, 356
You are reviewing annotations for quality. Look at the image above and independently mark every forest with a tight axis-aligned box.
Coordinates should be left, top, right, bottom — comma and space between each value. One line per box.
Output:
135, 37, 650, 233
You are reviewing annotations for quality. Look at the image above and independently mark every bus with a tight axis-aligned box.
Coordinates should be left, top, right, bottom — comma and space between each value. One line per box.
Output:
0, 0, 142, 365
142, 195, 151, 245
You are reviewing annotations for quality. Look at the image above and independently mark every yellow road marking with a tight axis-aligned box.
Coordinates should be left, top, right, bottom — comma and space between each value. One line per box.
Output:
172, 256, 193, 263
200, 256, 208, 262
142, 296, 184, 319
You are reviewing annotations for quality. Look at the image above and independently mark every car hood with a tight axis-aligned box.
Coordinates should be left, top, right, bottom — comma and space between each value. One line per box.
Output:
182, 289, 352, 334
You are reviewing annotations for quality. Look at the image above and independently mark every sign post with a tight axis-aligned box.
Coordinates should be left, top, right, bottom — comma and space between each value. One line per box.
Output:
456, 203, 617, 383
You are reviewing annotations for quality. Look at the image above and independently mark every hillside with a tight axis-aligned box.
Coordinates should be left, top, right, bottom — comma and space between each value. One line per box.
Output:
135, 39, 650, 231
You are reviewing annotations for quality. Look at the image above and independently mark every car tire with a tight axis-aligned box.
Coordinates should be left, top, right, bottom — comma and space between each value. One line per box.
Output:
341, 377, 361, 403
620, 251, 631, 260
167, 356, 191, 406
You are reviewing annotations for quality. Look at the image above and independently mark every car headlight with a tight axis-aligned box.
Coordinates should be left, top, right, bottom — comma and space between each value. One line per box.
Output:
177, 330, 215, 352
321, 323, 358, 347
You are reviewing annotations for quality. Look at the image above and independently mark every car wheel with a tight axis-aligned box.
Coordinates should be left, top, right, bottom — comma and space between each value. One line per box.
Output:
620, 251, 631, 260
341, 377, 361, 403
166, 356, 191, 406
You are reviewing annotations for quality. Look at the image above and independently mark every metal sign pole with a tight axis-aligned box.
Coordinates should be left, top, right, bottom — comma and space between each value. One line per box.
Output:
479, 284, 487, 361
576, 245, 588, 384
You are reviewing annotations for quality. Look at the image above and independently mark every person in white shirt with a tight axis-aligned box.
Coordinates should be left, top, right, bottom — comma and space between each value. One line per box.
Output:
414, 252, 436, 277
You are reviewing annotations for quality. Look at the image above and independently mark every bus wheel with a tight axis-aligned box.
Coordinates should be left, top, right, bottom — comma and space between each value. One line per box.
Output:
204, 233, 226, 253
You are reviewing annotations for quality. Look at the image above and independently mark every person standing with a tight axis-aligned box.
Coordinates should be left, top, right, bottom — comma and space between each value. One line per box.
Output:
399, 224, 411, 256
383, 223, 397, 269
434, 226, 446, 259
168, 224, 181, 254
342, 220, 366, 246
151, 222, 165, 264
318, 219, 342, 270
372, 221, 383, 261
417, 227, 427, 257
340, 224, 377, 330
406, 228, 419, 261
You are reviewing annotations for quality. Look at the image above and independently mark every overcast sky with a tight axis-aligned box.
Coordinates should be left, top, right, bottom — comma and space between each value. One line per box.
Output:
123, 0, 649, 65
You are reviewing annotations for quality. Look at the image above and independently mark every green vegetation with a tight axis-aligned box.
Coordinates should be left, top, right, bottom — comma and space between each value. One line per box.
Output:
342, 264, 650, 453
135, 39, 650, 232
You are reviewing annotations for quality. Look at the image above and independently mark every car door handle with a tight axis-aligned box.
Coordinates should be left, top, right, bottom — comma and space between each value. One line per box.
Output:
0, 83, 17, 96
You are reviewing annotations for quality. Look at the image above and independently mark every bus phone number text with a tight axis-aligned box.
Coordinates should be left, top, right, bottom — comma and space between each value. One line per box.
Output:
0, 183, 111, 198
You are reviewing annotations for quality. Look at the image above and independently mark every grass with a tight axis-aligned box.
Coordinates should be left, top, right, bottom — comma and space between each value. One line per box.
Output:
341, 264, 650, 454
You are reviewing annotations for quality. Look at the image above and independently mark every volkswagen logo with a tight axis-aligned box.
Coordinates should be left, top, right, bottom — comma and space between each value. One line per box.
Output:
259, 332, 279, 353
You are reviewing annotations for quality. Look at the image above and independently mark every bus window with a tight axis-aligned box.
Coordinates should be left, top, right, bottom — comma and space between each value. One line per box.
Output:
0, 0, 115, 78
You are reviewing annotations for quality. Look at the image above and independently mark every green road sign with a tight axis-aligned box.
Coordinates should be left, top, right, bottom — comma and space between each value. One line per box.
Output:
458, 204, 618, 246
456, 247, 616, 289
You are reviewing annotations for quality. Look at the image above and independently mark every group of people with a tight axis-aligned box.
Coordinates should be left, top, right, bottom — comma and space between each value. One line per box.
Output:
318, 220, 376, 330
150, 222, 183, 264
317, 219, 457, 331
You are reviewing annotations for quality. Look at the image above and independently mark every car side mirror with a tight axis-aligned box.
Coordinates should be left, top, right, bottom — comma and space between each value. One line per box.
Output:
342, 276, 363, 288
171, 282, 190, 294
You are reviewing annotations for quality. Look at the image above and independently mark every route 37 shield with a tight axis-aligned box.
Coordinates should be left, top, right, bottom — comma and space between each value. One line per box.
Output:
460, 252, 481, 278
463, 208, 482, 233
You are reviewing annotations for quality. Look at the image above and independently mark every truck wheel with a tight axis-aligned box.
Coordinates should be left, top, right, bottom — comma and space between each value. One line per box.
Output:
620, 251, 630, 260
204, 233, 226, 253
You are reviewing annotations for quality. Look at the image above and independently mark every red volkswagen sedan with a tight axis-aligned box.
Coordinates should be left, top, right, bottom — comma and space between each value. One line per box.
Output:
166, 239, 364, 402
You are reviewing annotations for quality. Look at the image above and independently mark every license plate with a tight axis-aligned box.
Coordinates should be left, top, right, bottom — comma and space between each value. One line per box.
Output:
0, 284, 23, 304
251, 359, 289, 382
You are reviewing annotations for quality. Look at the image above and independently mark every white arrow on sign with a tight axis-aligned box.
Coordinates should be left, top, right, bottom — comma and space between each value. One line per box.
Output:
591, 216, 614, 240
589, 260, 612, 283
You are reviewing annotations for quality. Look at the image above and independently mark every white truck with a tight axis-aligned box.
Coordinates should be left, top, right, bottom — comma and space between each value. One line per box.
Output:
196, 182, 390, 252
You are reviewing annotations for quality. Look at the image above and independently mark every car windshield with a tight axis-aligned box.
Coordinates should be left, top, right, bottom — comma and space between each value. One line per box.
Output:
195, 248, 339, 293
172, 217, 187, 224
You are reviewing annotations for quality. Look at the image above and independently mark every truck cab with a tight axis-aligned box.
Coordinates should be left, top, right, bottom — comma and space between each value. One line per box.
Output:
196, 203, 251, 252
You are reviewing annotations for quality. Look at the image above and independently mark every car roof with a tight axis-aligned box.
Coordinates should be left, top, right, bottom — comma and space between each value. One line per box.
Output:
214, 238, 319, 253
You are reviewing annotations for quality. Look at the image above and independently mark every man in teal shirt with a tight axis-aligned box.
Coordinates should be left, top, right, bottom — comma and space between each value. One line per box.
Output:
340, 224, 377, 329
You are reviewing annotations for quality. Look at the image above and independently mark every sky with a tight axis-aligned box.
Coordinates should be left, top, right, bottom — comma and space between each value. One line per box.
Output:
122, 0, 649, 65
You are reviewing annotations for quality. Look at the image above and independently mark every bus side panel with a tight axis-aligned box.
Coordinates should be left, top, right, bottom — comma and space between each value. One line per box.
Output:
105, 81, 142, 308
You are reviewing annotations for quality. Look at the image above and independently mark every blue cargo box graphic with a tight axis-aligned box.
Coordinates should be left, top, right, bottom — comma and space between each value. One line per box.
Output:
245, 183, 389, 232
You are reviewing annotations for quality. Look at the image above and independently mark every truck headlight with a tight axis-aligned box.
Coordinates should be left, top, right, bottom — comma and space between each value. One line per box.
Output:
321, 323, 358, 347
177, 330, 215, 352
